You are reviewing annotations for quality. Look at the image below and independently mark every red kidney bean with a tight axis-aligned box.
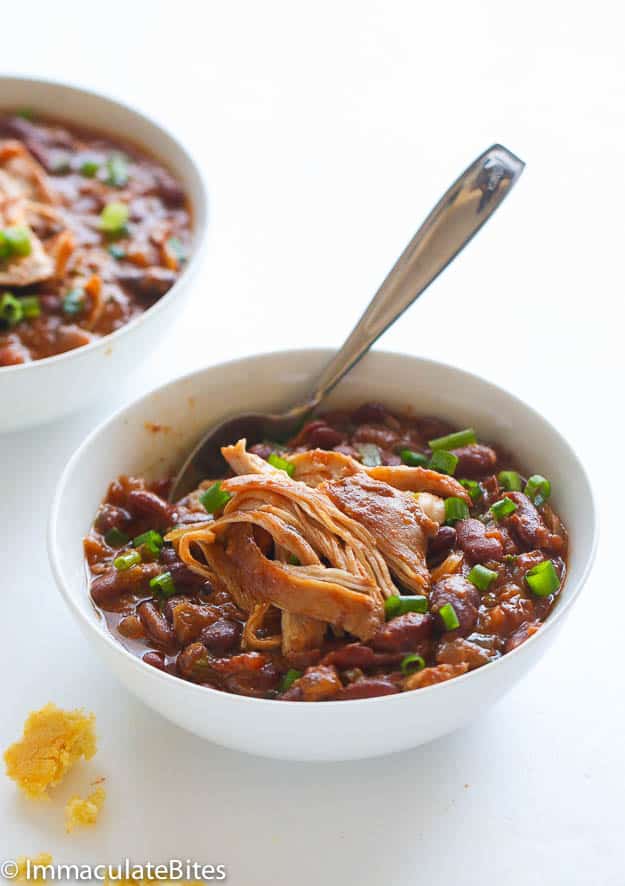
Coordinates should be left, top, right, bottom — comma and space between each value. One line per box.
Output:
306, 424, 346, 449
170, 601, 221, 645
451, 444, 498, 478
338, 678, 399, 700
352, 424, 400, 449
503, 492, 565, 554
94, 504, 132, 534
137, 601, 178, 651
370, 612, 434, 652
430, 575, 481, 636
159, 546, 206, 586
201, 618, 242, 654
224, 662, 281, 697
321, 643, 403, 669
91, 562, 160, 607
352, 402, 390, 425
282, 665, 342, 701
177, 643, 213, 682
143, 651, 166, 671
126, 489, 174, 527
455, 518, 504, 563
428, 525, 457, 557
435, 637, 492, 669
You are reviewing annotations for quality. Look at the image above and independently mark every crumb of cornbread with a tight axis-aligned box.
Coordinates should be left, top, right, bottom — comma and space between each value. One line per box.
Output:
4, 703, 96, 798
65, 783, 106, 833
15, 854, 53, 880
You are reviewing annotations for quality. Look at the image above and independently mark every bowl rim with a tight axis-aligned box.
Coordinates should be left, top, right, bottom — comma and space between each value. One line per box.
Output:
0, 73, 209, 376
48, 347, 599, 710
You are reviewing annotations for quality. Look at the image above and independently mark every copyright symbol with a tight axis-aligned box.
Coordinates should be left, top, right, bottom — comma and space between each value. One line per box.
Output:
1, 861, 19, 880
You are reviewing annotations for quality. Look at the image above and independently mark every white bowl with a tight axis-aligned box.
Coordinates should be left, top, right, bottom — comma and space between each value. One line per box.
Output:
48, 350, 598, 761
0, 76, 208, 432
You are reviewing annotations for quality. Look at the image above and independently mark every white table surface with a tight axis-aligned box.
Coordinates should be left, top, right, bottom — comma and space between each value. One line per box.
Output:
1, 1, 621, 883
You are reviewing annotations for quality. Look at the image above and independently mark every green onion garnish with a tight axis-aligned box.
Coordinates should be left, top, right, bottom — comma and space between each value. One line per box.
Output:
444, 497, 469, 525
0, 226, 32, 261
104, 527, 129, 548
0, 292, 23, 327
400, 653, 426, 675
20, 296, 41, 319
113, 550, 141, 571
287, 553, 300, 566
105, 152, 129, 187
491, 497, 517, 521
400, 449, 429, 467
167, 237, 186, 264
524, 474, 551, 507
498, 470, 522, 491
525, 559, 560, 596
268, 453, 296, 477
429, 449, 458, 475
133, 530, 164, 556
357, 443, 383, 467
108, 243, 126, 260
428, 428, 477, 450
280, 668, 302, 692
384, 595, 428, 619
460, 479, 482, 503
468, 564, 498, 591
199, 481, 232, 514
439, 602, 460, 631
99, 201, 129, 235
80, 158, 100, 177
149, 571, 176, 598
62, 288, 85, 317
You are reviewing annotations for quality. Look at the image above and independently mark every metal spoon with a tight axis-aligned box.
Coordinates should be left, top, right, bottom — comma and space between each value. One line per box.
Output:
170, 143, 524, 499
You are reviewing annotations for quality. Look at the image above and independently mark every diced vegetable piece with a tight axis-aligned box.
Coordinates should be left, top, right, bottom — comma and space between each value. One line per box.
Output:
491, 497, 517, 521
199, 481, 232, 514
62, 289, 85, 317
132, 530, 164, 556
108, 244, 126, 260
525, 559, 560, 596
400, 653, 426, 675
429, 449, 458, 475
149, 571, 176, 598
357, 443, 383, 467
104, 527, 128, 548
99, 201, 129, 235
384, 595, 428, 619
3, 226, 32, 257
444, 496, 469, 525
113, 550, 141, 571
428, 428, 477, 450
468, 564, 498, 591
439, 602, 460, 631
280, 668, 302, 692
400, 449, 429, 467
0, 292, 23, 327
80, 158, 100, 177
498, 470, 522, 491
268, 453, 296, 476
524, 474, 551, 507
20, 296, 41, 319
460, 479, 482, 502
106, 153, 129, 187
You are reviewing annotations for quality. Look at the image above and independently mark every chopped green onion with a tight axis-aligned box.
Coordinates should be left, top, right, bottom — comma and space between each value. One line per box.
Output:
167, 237, 186, 264
133, 530, 164, 556
104, 527, 129, 548
0, 226, 32, 259
99, 201, 129, 235
468, 564, 498, 591
460, 479, 482, 503
428, 428, 477, 450
199, 481, 232, 514
525, 474, 551, 507
113, 550, 141, 571
498, 470, 522, 491
400, 653, 426, 675
357, 443, 383, 467
287, 553, 300, 566
20, 296, 41, 319
16, 108, 35, 120
280, 668, 302, 692
384, 595, 428, 619
444, 497, 469, 525
149, 571, 176, 598
80, 158, 100, 177
268, 453, 296, 476
108, 243, 126, 260
525, 559, 560, 597
105, 152, 129, 187
491, 497, 518, 521
0, 292, 23, 327
429, 449, 458, 475
438, 602, 460, 631
400, 449, 429, 467
62, 288, 85, 317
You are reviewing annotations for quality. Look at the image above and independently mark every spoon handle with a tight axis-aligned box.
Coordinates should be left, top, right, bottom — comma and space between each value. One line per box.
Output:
297, 143, 524, 414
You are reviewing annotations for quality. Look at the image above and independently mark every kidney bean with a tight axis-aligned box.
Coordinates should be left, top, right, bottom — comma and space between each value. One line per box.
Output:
503, 492, 565, 554
284, 649, 323, 670
455, 518, 504, 563
94, 503, 132, 535
477, 585, 535, 636
428, 525, 457, 558
417, 417, 454, 440
381, 450, 402, 466
321, 643, 403, 670
91, 562, 160, 607
201, 618, 242, 654
435, 637, 492, 670
159, 546, 206, 586
126, 489, 174, 527
352, 424, 400, 449
177, 642, 213, 682
137, 600, 177, 651
153, 168, 187, 206
352, 402, 390, 425
306, 424, 346, 449
116, 267, 177, 300
143, 651, 166, 671
224, 662, 281, 697
171, 601, 221, 645
338, 678, 399, 700
117, 615, 145, 640
505, 621, 541, 652
430, 575, 481, 636
370, 612, 434, 652
282, 665, 342, 701
404, 662, 468, 690
249, 442, 273, 460
452, 444, 498, 478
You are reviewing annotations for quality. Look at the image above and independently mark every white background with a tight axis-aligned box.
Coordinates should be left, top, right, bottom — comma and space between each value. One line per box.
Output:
1, 1, 621, 883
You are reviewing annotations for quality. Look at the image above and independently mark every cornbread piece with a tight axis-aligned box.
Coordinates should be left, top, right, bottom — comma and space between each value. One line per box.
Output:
65, 783, 106, 833
4, 703, 96, 798
15, 854, 53, 881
